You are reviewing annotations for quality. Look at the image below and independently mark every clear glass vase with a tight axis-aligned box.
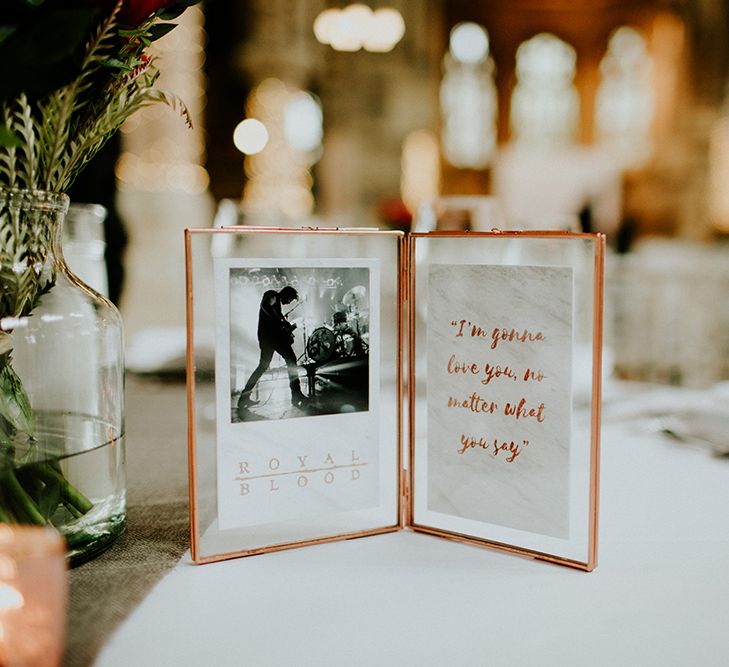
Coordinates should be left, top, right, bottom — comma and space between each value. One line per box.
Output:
0, 188, 125, 565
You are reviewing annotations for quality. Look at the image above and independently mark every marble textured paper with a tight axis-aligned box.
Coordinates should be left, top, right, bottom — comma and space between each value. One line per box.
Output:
427, 264, 573, 538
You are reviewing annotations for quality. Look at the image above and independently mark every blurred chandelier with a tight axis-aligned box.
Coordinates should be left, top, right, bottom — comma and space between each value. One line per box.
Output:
313, 4, 405, 53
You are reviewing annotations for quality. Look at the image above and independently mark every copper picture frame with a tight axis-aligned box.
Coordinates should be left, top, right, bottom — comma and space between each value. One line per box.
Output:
186, 227, 603, 570
407, 231, 604, 571
186, 227, 405, 564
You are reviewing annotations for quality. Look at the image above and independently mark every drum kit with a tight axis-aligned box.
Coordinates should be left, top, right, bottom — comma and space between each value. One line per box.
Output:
302, 285, 369, 365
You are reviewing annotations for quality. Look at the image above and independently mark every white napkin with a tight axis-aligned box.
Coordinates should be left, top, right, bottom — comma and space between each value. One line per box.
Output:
603, 379, 729, 456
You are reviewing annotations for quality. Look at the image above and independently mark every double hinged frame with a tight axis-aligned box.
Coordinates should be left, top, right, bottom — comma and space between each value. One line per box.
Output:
186, 227, 604, 570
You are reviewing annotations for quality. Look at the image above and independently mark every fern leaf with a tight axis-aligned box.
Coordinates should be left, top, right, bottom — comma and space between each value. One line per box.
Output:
40, 1, 124, 191
12, 95, 38, 189
0, 104, 18, 188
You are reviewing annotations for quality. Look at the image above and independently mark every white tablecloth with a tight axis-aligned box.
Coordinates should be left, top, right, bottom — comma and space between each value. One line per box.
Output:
95, 396, 729, 667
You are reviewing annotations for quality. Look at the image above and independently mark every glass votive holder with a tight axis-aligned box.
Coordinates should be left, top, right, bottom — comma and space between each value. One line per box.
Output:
0, 526, 67, 667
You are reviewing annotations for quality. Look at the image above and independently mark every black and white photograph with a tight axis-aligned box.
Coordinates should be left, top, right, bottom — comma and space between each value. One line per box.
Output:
228, 264, 372, 423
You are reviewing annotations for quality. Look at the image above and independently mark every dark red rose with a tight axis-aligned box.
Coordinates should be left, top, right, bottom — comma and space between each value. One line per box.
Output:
377, 197, 413, 231
118, 0, 178, 27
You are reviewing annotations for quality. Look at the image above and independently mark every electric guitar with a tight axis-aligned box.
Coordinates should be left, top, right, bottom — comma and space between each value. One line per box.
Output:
281, 301, 302, 344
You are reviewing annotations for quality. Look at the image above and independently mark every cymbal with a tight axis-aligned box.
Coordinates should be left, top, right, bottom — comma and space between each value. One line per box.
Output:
343, 285, 367, 307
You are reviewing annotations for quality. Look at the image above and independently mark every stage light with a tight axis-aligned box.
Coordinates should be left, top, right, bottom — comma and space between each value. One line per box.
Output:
233, 119, 269, 155
449, 22, 489, 65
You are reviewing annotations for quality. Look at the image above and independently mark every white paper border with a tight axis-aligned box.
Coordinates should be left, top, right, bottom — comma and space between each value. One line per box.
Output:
213, 257, 382, 532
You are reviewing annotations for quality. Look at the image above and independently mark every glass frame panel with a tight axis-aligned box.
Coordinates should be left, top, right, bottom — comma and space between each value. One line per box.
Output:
186, 227, 404, 563
408, 231, 604, 571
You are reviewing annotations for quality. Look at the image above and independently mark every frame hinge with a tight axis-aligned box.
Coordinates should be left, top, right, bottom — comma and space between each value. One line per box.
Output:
400, 469, 411, 528
400, 237, 409, 304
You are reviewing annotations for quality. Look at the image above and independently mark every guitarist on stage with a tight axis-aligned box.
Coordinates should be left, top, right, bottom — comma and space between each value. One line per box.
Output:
237, 285, 308, 413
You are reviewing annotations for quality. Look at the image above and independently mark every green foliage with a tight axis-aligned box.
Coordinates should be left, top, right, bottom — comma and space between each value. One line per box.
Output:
0, 361, 35, 439
147, 22, 178, 41
35, 471, 61, 521
0, 0, 200, 530
0, 126, 21, 149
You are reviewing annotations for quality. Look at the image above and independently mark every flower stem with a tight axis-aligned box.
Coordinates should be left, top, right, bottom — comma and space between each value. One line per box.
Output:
0, 468, 47, 525
32, 463, 93, 515
0, 503, 13, 523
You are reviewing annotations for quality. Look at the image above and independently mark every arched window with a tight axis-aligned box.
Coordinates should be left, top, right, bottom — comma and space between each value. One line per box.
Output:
595, 27, 655, 169
440, 22, 498, 169
510, 33, 579, 148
